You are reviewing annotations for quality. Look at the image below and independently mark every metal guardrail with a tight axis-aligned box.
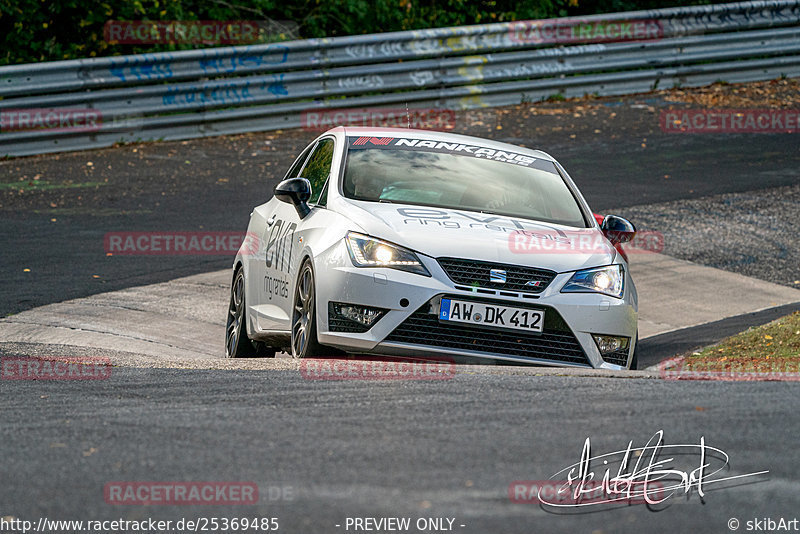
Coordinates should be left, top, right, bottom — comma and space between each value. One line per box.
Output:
1, 0, 799, 156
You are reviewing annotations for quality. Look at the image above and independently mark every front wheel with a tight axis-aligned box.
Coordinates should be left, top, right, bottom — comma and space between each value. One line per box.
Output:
291, 259, 324, 358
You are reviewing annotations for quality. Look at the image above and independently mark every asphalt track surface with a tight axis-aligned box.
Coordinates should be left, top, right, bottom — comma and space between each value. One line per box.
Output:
1, 84, 800, 532
2, 91, 800, 318
1, 368, 797, 533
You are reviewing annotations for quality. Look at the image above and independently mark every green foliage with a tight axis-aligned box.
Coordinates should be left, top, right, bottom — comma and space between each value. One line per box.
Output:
0, 0, 712, 65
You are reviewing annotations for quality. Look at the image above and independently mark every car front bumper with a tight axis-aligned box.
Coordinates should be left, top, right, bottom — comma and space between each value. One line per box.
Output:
314, 241, 638, 369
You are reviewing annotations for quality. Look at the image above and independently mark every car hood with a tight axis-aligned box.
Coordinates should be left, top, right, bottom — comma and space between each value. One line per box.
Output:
333, 199, 618, 273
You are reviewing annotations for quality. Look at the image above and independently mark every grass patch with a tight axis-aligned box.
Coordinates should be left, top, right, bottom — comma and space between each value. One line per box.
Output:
676, 312, 800, 379
31, 208, 152, 216
545, 93, 566, 102
0, 180, 107, 191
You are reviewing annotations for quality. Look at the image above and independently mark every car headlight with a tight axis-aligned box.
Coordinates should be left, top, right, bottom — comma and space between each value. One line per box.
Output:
561, 264, 624, 298
345, 232, 430, 276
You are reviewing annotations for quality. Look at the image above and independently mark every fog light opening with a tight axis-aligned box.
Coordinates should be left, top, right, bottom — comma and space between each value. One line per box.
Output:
340, 306, 381, 326
331, 302, 386, 327
592, 334, 630, 356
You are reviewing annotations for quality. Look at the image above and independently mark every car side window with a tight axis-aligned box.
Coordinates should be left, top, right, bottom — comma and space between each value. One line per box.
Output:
316, 180, 330, 208
299, 138, 335, 205
285, 145, 313, 179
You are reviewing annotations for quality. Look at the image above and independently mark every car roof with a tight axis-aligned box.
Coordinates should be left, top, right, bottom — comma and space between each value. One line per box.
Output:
332, 126, 555, 161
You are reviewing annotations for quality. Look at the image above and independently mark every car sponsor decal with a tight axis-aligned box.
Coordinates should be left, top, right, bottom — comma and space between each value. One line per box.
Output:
264, 218, 296, 274
346, 136, 557, 173
351, 136, 395, 146
264, 274, 289, 300
396, 206, 572, 239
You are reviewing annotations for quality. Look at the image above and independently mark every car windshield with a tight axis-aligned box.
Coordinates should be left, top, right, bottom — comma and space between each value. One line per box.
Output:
342, 137, 588, 227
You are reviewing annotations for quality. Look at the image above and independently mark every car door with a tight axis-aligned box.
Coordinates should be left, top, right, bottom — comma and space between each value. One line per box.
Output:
252, 143, 313, 332
257, 137, 336, 332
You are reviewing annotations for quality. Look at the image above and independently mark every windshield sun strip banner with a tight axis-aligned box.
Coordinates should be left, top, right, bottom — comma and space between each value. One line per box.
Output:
345, 136, 558, 174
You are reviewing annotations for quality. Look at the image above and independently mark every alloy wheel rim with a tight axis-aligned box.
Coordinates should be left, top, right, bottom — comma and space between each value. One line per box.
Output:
226, 272, 244, 357
292, 265, 313, 357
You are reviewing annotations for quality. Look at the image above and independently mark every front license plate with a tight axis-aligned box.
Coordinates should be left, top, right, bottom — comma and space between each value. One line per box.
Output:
439, 299, 544, 333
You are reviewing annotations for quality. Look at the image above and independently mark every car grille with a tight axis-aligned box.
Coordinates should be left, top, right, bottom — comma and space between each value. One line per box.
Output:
437, 258, 556, 294
600, 349, 629, 367
328, 317, 370, 333
385, 297, 589, 365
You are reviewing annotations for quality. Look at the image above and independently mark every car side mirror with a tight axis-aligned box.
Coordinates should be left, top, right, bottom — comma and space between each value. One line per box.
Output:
601, 215, 636, 245
274, 177, 312, 218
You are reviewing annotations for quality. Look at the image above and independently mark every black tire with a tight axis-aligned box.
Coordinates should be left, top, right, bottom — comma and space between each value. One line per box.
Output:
291, 259, 324, 358
226, 268, 275, 358
630, 333, 639, 370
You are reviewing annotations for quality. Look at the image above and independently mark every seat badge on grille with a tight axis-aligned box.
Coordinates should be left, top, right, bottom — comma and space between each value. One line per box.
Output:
489, 269, 507, 284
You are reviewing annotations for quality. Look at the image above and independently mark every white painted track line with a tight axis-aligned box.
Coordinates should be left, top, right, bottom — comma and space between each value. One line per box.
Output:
630, 252, 800, 339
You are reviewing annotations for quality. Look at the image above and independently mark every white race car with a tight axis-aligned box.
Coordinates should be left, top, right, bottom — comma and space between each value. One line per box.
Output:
226, 127, 639, 369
